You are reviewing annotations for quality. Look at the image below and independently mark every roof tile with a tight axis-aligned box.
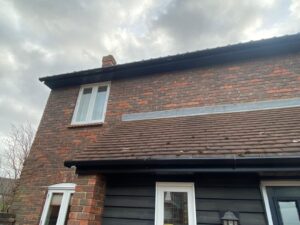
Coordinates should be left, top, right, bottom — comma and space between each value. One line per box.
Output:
74, 107, 300, 161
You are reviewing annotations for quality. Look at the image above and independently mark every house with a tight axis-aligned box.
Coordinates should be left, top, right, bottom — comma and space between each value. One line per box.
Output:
11, 33, 300, 225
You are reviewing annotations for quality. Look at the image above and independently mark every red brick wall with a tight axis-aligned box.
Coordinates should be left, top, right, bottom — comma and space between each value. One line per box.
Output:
67, 174, 105, 225
109, 53, 300, 116
11, 52, 300, 224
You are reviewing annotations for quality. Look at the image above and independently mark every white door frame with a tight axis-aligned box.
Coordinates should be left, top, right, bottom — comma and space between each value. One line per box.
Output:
155, 182, 197, 225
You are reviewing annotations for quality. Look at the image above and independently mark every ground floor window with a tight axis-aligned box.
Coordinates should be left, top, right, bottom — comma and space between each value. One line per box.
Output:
261, 181, 300, 225
40, 183, 75, 225
155, 182, 197, 225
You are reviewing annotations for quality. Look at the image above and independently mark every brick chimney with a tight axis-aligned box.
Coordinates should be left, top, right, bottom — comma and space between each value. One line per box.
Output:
102, 55, 116, 67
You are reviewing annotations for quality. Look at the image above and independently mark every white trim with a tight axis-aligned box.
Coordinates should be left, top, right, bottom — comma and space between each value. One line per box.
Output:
48, 183, 76, 191
40, 183, 76, 225
122, 98, 300, 122
71, 81, 110, 125
260, 180, 300, 225
155, 182, 197, 225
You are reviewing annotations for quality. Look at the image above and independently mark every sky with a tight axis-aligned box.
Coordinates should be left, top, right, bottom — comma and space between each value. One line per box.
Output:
0, 0, 300, 144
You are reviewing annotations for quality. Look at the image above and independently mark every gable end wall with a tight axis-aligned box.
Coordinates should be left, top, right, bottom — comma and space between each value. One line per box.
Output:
11, 52, 300, 224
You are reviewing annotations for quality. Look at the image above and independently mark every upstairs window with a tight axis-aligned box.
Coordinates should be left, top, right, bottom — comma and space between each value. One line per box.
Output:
72, 82, 110, 125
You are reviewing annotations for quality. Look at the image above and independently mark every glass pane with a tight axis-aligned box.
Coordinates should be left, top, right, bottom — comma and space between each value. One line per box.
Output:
164, 192, 188, 225
278, 201, 300, 225
92, 86, 108, 121
45, 193, 63, 225
76, 88, 92, 122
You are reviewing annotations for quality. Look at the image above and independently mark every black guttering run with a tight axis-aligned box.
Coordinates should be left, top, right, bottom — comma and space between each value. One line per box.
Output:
40, 33, 300, 89
64, 156, 300, 173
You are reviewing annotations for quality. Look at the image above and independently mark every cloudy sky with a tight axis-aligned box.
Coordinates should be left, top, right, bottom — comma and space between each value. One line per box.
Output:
0, 0, 300, 142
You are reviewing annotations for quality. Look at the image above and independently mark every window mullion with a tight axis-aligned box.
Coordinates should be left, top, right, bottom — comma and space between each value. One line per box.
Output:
87, 86, 97, 122
157, 188, 164, 225
188, 190, 193, 225
40, 191, 53, 225
56, 192, 70, 225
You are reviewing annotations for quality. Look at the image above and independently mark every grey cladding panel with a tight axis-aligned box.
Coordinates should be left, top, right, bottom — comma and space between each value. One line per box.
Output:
239, 213, 267, 225
102, 218, 153, 225
195, 187, 262, 200
106, 186, 155, 197
103, 175, 266, 225
104, 195, 155, 208
196, 199, 264, 212
196, 211, 220, 224
104, 207, 154, 220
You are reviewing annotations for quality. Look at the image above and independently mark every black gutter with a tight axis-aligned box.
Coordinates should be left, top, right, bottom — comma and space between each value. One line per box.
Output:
64, 156, 300, 173
40, 33, 300, 89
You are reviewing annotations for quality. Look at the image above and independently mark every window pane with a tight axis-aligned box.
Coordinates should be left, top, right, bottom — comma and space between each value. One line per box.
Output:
45, 193, 63, 225
92, 86, 108, 121
278, 201, 300, 225
164, 192, 188, 225
76, 88, 92, 122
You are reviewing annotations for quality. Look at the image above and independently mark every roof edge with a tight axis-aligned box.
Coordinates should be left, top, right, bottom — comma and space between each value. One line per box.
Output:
41, 33, 300, 89
64, 156, 300, 173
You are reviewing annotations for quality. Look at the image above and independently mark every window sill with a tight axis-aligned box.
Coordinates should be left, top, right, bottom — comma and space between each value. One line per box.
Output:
68, 122, 104, 128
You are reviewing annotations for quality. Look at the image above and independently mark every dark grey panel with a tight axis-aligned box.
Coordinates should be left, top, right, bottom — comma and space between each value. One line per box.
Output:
196, 211, 220, 224
103, 207, 154, 220
195, 187, 262, 200
102, 218, 153, 225
194, 175, 259, 188
239, 213, 267, 225
197, 224, 219, 225
196, 199, 264, 212
196, 211, 266, 225
106, 186, 155, 197
104, 196, 155, 208
106, 176, 156, 186
103, 175, 266, 225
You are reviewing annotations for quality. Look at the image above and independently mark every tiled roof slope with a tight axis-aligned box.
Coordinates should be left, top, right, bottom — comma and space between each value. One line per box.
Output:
74, 107, 300, 161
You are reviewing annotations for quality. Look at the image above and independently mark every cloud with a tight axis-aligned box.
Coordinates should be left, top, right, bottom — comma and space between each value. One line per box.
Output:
0, 0, 299, 144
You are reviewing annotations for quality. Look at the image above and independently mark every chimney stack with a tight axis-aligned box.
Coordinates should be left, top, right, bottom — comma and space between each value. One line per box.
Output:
102, 55, 116, 67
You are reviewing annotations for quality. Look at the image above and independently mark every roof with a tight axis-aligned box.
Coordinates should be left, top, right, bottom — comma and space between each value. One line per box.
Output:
40, 33, 300, 89
68, 107, 300, 166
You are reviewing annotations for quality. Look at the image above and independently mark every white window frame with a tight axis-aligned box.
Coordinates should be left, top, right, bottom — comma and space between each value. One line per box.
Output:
40, 183, 76, 225
260, 180, 300, 225
71, 82, 110, 125
155, 182, 197, 225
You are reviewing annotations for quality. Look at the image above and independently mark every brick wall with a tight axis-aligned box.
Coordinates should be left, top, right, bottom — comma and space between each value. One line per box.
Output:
11, 52, 300, 224
109, 52, 300, 116
68, 174, 105, 225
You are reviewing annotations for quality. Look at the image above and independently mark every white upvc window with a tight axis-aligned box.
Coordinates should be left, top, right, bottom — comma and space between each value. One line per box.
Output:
155, 182, 197, 225
261, 180, 300, 225
40, 183, 75, 225
72, 82, 110, 125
